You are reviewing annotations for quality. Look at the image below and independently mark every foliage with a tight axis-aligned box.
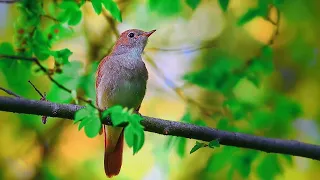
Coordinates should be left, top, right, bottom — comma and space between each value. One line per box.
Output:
102, 106, 145, 154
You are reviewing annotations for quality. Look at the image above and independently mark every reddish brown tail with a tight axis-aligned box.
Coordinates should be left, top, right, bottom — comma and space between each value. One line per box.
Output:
104, 126, 124, 178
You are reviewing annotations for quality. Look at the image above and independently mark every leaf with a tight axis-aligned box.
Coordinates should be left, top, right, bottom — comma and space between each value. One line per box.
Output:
251, 110, 274, 129
78, 117, 91, 130
0, 42, 15, 68
281, 154, 293, 166
102, 0, 122, 22
232, 151, 258, 178
68, 10, 82, 26
52, 48, 73, 64
237, 8, 260, 26
208, 139, 220, 148
186, 0, 201, 10
177, 137, 187, 157
273, 0, 284, 9
132, 128, 144, 154
124, 124, 134, 147
190, 141, 206, 154
207, 147, 237, 173
91, 0, 103, 14
109, 105, 128, 126
74, 108, 89, 124
181, 111, 192, 123
47, 61, 83, 103
256, 155, 282, 180
148, 0, 181, 16
224, 99, 246, 120
84, 116, 102, 138
218, 0, 229, 12
33, 47, 50, 60
71, 90, 78, 104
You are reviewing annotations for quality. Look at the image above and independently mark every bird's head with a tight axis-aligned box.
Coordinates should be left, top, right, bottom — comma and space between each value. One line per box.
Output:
111, 29, 156, 56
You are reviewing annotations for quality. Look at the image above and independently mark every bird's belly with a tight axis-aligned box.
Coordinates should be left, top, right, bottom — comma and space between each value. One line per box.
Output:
108, 79, 146, 109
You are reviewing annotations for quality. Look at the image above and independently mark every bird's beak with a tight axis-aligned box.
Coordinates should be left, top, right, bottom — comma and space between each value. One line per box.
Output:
144, 30, 156, 37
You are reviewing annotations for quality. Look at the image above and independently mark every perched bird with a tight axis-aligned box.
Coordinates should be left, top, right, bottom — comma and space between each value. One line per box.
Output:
95, 29, 156, 177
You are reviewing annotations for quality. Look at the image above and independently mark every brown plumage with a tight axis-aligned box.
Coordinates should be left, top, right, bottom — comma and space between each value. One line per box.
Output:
95, 29, 156, 177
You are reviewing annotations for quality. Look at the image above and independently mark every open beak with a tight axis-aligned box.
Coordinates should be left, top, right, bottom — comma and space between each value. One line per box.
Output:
144, 30, 156, 37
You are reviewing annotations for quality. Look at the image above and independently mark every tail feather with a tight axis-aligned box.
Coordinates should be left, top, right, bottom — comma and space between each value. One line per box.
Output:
104, 126, 124, 178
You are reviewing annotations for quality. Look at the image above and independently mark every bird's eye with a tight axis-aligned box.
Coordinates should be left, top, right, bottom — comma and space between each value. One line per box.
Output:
128, 32, 135, 38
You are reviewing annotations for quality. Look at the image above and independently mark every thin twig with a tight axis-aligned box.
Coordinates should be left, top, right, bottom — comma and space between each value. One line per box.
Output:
0, 87, 22, 98
41, 14, 59, 23
28, 80, 45, 98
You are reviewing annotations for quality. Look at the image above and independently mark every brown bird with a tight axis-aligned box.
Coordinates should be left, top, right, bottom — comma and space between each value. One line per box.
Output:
95, 29, 156, 177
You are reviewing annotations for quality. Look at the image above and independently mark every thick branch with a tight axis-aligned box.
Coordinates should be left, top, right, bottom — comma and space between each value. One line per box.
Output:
0, 96, 320, 160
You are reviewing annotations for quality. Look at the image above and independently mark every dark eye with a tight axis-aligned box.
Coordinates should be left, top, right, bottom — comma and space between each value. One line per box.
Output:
128, 32, 134, 38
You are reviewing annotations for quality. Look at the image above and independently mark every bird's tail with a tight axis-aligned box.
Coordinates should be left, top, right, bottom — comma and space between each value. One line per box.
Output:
103, 125, 124, 178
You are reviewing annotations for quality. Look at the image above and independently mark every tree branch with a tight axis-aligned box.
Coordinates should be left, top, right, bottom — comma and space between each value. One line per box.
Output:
0, 96, 320, 160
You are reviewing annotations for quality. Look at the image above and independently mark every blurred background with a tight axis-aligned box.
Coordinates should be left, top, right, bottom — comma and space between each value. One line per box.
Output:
1, 0, 320, 179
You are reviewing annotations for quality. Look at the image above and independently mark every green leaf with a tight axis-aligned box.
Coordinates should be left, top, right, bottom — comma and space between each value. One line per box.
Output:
224, 99, 246, 120
0, 42, 15, 68
0, 42, 15, 55
59, 1, 79, 9
33, 47, 50, 60
78, 117, 91, 130
47, 61, 83, 103
181, 111, 192, 123
233, 152, 258, 178
273, 0, 284, 9
251, 110, 274, 129
281, 154, 293, 166
148, 0, 181, 16
256, 155, 282, 180
207, 147, 237, 173
132, 127, 144, 154
79, 62, 98, 104
74, 108, 90, 124
108, 105, 129, 126
68, 10, 82, 26
177, 137, 187, 157
84, 116, 102, 138
52, 48, 73, 64
91, 0, 103, 14
102, 0, 122, 22
218, 0, 229, 12
124, 124, 134, 147
237, 8, 260, 26
186, 0, 201, 10
190, 141, 206, 154
208, 139, 220, 148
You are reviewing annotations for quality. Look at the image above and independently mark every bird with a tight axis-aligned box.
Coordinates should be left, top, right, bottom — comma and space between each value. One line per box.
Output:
95, 29, 156, 177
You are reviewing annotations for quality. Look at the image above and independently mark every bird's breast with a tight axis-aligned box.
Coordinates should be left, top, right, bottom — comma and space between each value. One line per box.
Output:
96, 58, 148, 110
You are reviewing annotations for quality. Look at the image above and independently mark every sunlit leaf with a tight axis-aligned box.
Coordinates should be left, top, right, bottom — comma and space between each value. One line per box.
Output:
102, 0, 122, 22
84, 116, 102, 138
68, 10, 82, 26
74, 108, 89, 124
148, 0, 181, 16
91, 0, 103, 14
